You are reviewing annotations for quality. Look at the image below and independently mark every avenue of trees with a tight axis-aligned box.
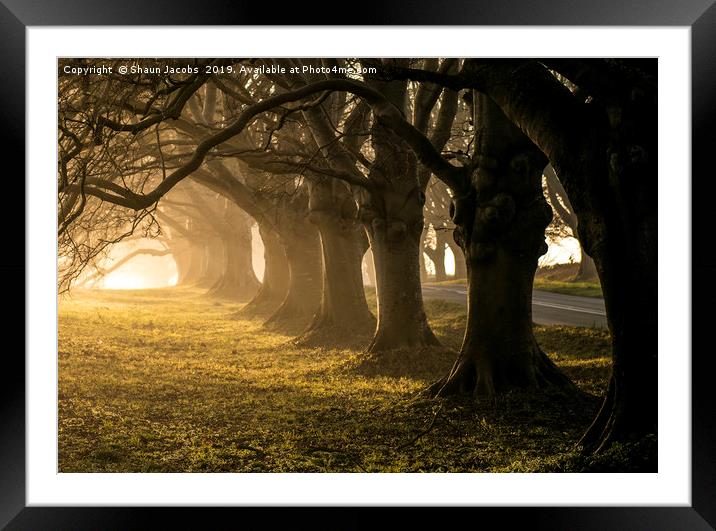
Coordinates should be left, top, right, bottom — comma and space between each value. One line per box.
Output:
58, 58, 656, 455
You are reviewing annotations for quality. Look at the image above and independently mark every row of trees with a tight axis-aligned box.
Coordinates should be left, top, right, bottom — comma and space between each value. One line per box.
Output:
58, 57, 656, 454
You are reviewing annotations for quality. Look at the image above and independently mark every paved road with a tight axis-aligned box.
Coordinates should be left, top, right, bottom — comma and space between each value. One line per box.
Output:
422, 283, 607, 329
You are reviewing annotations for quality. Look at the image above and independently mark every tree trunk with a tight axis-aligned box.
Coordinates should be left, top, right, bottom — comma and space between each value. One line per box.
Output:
575, 250, 598, 281
432, 233, 448, 282
419, 227, 430, 282
178, 243, 205, 286
447, 239, 467, 279
430, 92, 571, 397
574, 209, 657, 454
577, 308, 656, 454
297, 213, 376, 342
453, 59, 657, 452
242, 224, 289, 314
360, 76, 440, 352
419, 247, 429, 282
170, 242, 192, 285
196, 239, 224, 288
264, 228, 322, 326
208, 207, 260, 300
209, 235, 260, 301
432, 237, 570, 396
366, 206, 440, 352
568, 93, 657, 455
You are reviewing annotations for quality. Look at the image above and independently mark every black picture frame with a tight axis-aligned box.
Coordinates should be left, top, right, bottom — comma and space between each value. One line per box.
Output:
2, 1, 714, 528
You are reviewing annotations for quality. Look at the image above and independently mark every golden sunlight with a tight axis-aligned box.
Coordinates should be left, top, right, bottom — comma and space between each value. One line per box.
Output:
94, 239, 178, 290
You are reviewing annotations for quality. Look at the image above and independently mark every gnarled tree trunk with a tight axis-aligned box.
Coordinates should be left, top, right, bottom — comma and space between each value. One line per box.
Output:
358, 74, 442, 353
571, 192, 656, 453
430, 93, 571, 397
209, 237, 260, 301
460, 58, 657, 455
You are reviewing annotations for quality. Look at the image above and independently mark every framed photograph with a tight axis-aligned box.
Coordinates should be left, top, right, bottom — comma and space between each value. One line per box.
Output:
3, 0, 714, 528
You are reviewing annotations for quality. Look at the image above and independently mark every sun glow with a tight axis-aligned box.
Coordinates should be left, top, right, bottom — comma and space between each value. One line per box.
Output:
422, 237, 581, 278
539, 236, 582, 267
101, 264, 177, 290
90, 239, 179, 290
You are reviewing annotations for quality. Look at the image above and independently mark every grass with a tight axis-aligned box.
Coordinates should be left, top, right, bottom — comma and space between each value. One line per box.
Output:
426, 263, 603, 299
535, 263, 603, 298
426, 277, 603, 299
532, 279, 603, 298
58, 287, 613, 473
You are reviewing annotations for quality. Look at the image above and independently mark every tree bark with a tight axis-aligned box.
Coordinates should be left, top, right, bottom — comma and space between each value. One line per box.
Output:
359, 75, 440, 352
578, 313, 656, 454
264, 226, 322, 326
196, 237, 225, 289
468, 60, 657, 452
297, 210, 376, 342
242, 223, 290, 314
419, 245, 429, 282
570, 89, 657, 454
209, 236, 260, 301
575, 251, 598, 281
446, 239, 467, 279
430, 93, 572, 397
177, 242, 206, 286
430, 231, 448, 282
363, 187, 440, 352
208, 209, 260, 300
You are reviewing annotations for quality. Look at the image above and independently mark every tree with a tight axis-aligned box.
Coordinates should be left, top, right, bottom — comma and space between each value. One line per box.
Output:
59, 60, 555, 381
543, 165, 597, 280
205, 199, 261, 300
374, 58, 657, 454
57, 58, 215, 291
427, 92, 572, 396
359, 59, 460, 351
57, 58, 657, 457
423, 177, 467, 280
238, 58, 459, 350
192, 165, 322, 326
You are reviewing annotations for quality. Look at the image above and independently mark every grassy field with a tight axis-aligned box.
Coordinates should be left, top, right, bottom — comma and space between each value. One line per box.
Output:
58, 287, 619, 473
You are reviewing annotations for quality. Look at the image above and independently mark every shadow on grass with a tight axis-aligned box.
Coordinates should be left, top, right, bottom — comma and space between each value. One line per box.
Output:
59, 287, 630, 473
345, 346, 457, 382
293, 328, 374, 350
535, 325, 611, 360
261, 317, 312, 338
